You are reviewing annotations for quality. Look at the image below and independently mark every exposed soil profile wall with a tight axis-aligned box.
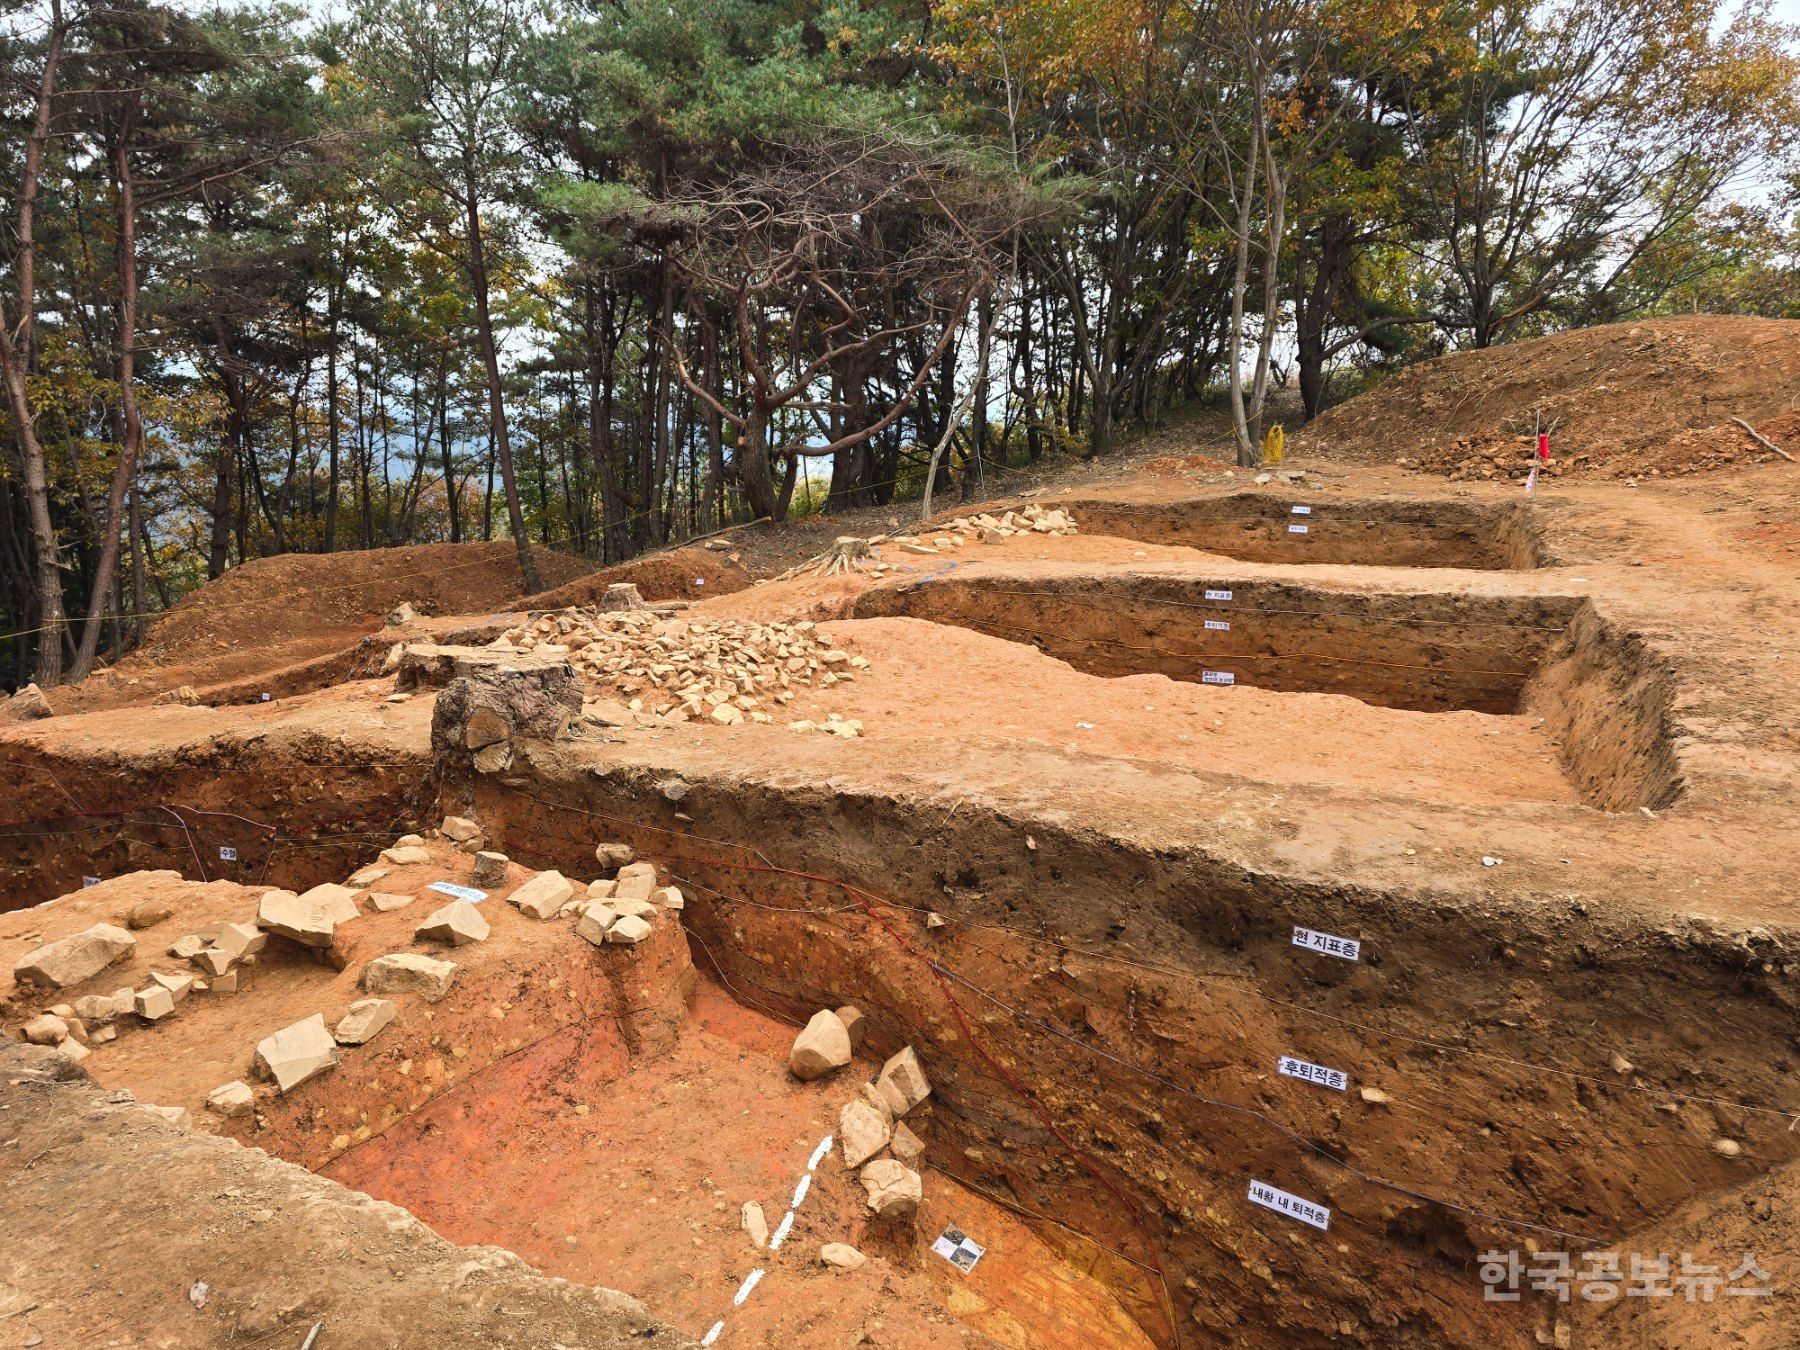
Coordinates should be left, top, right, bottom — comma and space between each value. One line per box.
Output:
1525, 608, 1685, 812
1064, 496, 1544, 569
0, 740, 426, 912
854, 574, 1574, 714
451, 759, 1800, 1350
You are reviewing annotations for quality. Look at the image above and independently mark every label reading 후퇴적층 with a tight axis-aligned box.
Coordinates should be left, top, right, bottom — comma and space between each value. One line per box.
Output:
1278, 1055, 1348, 1091
1204, 619, 1230, 631
1291, 504, 1312, 515
1204, 589, 1233, 601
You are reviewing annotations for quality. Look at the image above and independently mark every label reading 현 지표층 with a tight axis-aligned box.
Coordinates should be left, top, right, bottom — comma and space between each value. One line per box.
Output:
1202, 670, 1235, 686
1288, 523, 1310, 534
1248, 1180, 1331, 1231
218, 846, 238, 863
1291, 504, 1312, 515
1291, 925, 1360, 961
1204, 619, 1230, 631
1204, 589, 1233, 601
1278, 1054, 1348, 1091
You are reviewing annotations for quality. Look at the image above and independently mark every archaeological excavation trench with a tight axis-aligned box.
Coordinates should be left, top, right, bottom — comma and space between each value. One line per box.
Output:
0, 488, 1784, 1348
855, 573, 1680, 812
1065, 494, 1546, 569
3, 724, 1791, 1347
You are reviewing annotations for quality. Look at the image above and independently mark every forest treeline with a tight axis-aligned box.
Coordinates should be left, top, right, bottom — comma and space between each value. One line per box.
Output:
2, 0, 1797, 688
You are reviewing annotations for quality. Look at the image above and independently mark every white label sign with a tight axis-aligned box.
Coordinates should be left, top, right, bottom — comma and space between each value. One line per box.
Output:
1201, 670, 1235, 686
1292, 925, 1360, 961
1288, 523, 1310, 534
1204, 619, 1230, 631
82, 876, 102, 887
1248, 1179, 1331, 1231
261, 692, 271, 701
1278, 1055, 1348, 1091
1291, 504, 1312, 515
1204, 589, 1233, 601
428, 881, 488, 904
218, 846, 238, 863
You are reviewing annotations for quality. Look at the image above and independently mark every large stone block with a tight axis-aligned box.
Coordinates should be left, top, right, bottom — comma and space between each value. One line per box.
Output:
252, 1014, 339, 1093
12, 924, 135, 990
361, 952, 458, 1002
788, 1010, 852, 1081
508, 870, 573, 920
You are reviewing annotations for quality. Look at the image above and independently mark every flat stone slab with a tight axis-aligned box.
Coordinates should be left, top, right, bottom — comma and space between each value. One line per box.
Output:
415, 899, 489, 947
259, 886, 355, 949
12, 924, 135, 989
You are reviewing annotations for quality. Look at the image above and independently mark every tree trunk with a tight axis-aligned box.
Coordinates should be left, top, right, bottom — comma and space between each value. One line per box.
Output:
71, 120, 146, 682
465, 190, 540, 591
0, 2, 68, 685
737, 412, 781, 521
324, 219, 343, 552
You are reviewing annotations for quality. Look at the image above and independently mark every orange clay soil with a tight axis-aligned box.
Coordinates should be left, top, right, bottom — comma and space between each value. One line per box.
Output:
1, 846, 1144, 1350
2, 435, 1799, 1349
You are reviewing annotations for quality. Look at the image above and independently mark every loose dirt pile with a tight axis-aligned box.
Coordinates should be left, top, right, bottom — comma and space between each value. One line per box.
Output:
1297, 315, 1800, 479
135, 540, 593, 666
493, 608, 870, 729
520, 542, 753, 610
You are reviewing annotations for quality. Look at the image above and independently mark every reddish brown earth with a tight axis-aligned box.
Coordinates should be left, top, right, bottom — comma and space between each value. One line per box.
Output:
1295, 315, 1800, 479
3, 329, 1800, 1348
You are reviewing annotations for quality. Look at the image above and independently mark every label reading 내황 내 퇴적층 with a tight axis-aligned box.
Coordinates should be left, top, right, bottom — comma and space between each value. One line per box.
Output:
1202, 670, 1235, 685
428, 881, 488, 904
1204, 589, 1233, 601
1248, 1180, 1331, 1231
1288, 523, 1309, 534
1292, 925, 1360, 961
1205, 619, 1230, 631
1278, 1054, 1348, 1091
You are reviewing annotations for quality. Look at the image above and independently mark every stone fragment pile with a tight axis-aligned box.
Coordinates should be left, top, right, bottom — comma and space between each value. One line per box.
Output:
575, 844, 685, 947
901, 501, 1078, 549
486, 610, 869, 729
787, 1006, 933, 1224
10, 813, 693, 1130
777, 503, 1080, 581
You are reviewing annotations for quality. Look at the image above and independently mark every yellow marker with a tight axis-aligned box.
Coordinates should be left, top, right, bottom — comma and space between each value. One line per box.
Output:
1262, 424, 1285, 464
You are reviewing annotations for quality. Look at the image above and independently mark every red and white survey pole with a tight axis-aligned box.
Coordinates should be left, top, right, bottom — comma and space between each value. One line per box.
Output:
1526, 412, 1549, 493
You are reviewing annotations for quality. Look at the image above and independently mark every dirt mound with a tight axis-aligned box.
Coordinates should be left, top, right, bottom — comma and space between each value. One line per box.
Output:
1297, 315, 1800, 480
137, 541, 593, 663
520, 543, 752, 610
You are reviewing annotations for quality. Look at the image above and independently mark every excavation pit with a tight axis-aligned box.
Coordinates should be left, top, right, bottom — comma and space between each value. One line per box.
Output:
0, 738, 1793, 1350
853, 573, 1678, 810
1063, 494, 1545, 569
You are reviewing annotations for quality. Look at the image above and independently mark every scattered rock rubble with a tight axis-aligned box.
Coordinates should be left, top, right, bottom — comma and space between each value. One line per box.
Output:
776, 503, 1079, 581
480, 609, 871, 733
786, 1008, 933, 1229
